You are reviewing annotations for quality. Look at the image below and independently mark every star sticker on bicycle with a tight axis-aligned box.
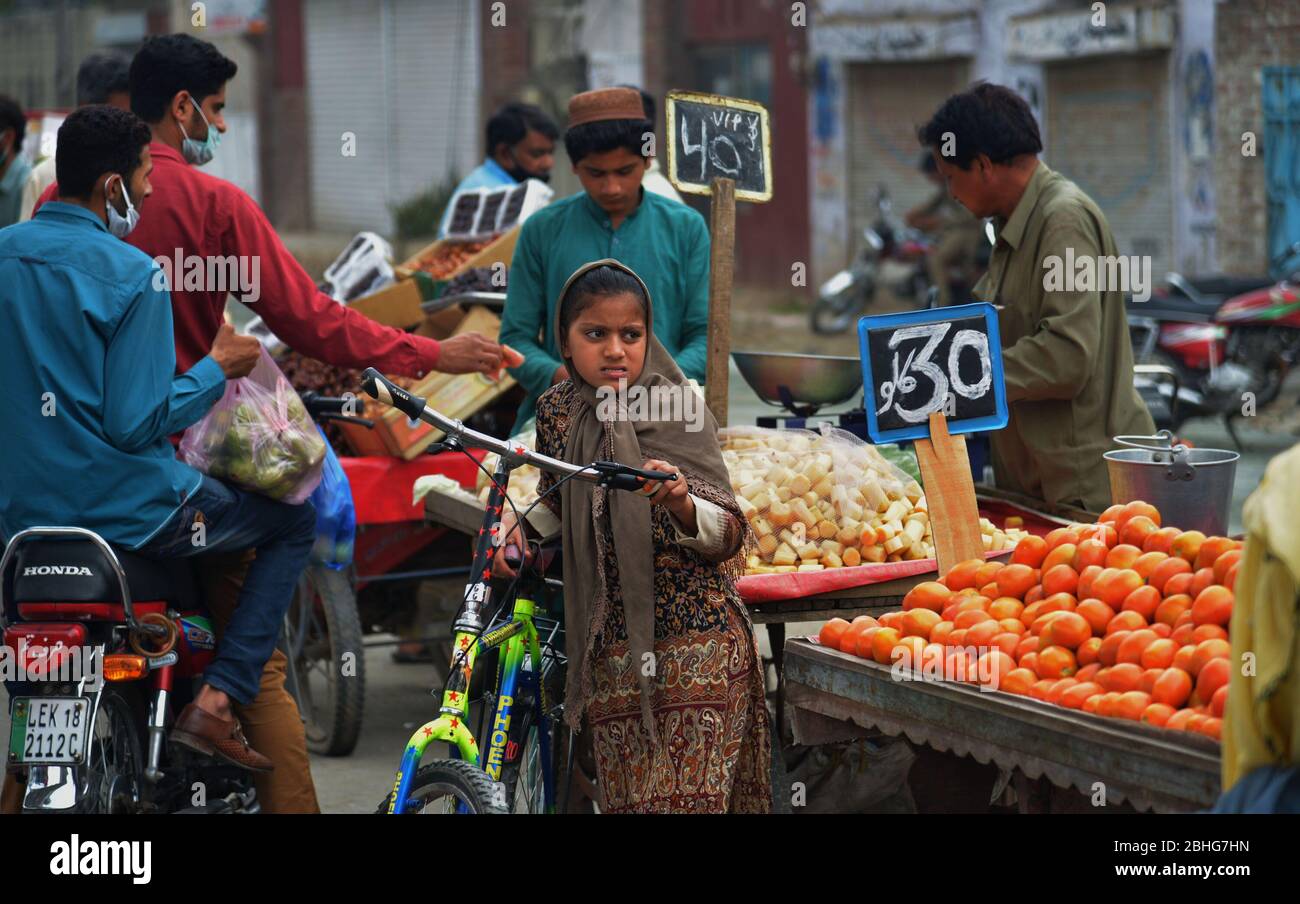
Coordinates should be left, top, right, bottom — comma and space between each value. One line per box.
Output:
449, 718, 459, 730
448, 691, 460, 703
458, 636, 471, 650
421, 727, 433, 738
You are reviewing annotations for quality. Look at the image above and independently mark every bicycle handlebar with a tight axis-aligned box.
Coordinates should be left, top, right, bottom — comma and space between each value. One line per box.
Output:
359, 368, 678, 490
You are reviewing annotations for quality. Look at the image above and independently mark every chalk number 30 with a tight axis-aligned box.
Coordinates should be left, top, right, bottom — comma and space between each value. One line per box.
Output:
876, 323, 992, 424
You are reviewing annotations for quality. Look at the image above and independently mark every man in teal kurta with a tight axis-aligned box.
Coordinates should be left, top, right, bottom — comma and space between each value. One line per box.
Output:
501, 87, 710, 431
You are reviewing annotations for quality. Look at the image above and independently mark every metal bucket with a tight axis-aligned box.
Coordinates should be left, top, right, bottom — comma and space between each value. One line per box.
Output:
1103, 431, 1239, 536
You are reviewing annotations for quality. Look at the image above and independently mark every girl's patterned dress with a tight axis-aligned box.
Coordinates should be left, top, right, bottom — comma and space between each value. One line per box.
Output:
535, 381, 771, 814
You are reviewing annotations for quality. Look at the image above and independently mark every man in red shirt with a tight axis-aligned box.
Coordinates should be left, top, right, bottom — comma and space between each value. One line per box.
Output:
35, 34, 504, 813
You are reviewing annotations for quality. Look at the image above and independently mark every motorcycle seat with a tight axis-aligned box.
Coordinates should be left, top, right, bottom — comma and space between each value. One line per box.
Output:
10, 539, 200, 612
1128, 295, 1221, 323
1179, 275, 1273, 298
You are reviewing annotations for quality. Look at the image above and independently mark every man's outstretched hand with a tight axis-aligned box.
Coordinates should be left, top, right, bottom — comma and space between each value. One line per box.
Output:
210, 323, 261, 379
436, 332, 506, 376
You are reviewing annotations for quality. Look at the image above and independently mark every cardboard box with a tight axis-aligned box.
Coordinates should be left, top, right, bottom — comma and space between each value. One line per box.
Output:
346, 226, 519, 330
345, 271, 439, 329
395, 226, 521, 281
337, 305, 517, 460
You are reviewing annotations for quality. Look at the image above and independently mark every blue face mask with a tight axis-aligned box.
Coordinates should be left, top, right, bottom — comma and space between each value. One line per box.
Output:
178, 94, 221, 166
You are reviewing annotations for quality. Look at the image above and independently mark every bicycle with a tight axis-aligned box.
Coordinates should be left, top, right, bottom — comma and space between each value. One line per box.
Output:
281, 392, 484, 758
359, 368, 677, 814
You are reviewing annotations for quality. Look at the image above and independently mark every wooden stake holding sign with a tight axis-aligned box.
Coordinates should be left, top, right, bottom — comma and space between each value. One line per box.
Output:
913, 412, 986, 576
705, 177, 736, 428
859, 303, 1010, 576
664, 91, 773, 428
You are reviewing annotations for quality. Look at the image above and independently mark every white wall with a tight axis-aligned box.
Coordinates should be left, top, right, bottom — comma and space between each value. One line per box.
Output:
582, 0, 643, 89
1170, 0, 1217, 275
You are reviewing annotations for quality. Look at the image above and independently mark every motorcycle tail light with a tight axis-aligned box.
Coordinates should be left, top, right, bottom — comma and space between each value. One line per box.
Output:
2, 624, 87, 679
103, 653, 148, 682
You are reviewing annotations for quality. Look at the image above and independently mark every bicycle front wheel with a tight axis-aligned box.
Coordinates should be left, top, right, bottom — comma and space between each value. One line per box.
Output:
374, 759, 507, 814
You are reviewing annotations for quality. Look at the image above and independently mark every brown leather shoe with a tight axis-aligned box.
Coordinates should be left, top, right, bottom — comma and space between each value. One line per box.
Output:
170, 703, 274, 773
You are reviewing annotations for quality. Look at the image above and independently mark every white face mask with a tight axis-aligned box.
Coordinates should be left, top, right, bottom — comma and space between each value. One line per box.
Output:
105, 174, 140, 238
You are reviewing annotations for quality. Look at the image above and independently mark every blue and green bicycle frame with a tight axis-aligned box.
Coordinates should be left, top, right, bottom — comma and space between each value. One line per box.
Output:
386, 457, 557, 814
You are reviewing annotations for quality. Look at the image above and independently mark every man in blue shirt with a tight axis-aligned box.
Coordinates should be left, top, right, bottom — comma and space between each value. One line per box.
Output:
436, 102, 558, 236
0, 105, 314, 774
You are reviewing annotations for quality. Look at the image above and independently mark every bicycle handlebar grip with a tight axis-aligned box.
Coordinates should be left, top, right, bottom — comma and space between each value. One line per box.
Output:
360, 367, 426, 421
300, 391, 349, 417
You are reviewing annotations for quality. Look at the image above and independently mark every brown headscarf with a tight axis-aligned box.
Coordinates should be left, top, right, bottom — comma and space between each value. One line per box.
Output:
552, 259, 749, 737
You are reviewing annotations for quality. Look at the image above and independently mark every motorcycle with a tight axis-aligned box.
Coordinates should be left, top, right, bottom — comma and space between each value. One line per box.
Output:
1, 528, 260, 813
1129, 241, 1300, 441
810, 187, 984, 334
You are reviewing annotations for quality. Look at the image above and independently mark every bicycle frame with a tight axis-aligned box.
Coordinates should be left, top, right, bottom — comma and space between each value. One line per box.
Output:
386, 455, 556, 814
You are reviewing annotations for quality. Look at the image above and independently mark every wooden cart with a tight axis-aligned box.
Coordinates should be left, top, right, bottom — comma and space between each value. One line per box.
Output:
783, 637, 1221, 813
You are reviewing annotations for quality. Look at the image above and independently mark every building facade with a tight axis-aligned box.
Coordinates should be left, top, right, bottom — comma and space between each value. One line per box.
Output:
1213, 0, 1300, 275
807, 0, 1219, 288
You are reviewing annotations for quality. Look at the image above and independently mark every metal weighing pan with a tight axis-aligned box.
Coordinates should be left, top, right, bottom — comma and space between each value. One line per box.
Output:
732, 350, 863, 416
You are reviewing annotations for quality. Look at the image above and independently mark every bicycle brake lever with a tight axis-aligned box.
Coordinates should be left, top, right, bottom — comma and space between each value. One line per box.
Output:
426, 437, 464, 456
591, 460, 678, 491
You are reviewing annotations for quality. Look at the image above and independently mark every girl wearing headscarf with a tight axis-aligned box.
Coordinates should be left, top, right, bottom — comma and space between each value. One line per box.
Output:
497, 259, 770, 813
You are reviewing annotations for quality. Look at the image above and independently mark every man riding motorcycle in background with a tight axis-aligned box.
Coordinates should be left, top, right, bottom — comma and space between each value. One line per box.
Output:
0, 104, 316, 813
905, 152, 985, 308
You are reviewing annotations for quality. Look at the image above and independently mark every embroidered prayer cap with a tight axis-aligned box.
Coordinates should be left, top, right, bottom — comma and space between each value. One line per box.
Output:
567, 87, 647, 128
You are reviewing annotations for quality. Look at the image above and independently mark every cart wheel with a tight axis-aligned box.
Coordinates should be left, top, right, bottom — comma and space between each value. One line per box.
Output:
283, 564, 365, 756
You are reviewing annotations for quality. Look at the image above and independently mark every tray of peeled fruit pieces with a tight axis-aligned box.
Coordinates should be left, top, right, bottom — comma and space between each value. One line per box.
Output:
721, 426, 1047, 603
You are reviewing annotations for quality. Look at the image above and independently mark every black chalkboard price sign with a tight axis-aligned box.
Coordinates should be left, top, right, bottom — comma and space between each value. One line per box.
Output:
857, 302, 1008, 445
665, 91, 773, 203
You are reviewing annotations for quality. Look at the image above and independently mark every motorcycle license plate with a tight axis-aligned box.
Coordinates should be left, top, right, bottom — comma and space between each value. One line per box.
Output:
8, 697, 90, 764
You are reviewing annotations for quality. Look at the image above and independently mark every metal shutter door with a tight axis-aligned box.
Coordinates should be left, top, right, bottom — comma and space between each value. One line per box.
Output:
1046, 55, 1174, 277
306, 0, 481, 234
389, 0, 481, 206
847, 61, 970, 249
305, 0, 390, 232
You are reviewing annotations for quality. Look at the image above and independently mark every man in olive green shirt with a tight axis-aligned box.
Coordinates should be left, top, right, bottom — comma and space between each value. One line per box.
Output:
501, 87, 709, 433
918, 83, 1154, 512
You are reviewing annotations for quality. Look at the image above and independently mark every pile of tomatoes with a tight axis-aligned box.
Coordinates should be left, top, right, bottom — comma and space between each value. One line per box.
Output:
817, 501, 1239, 741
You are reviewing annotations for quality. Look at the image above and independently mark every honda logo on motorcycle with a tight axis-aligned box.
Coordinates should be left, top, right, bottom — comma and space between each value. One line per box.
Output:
22, 565, 93, 576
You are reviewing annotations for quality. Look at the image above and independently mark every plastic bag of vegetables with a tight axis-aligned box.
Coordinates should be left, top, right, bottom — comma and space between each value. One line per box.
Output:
180, 346, 327, 504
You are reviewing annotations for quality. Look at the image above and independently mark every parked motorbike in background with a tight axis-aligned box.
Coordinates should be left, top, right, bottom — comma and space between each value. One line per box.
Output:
810, 187, 984, 334
1130, 241, 1300, 442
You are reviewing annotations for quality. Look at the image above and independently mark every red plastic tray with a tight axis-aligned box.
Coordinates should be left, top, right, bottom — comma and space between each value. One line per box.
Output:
738, 502, 1064, 604
340, 450, 486, 526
